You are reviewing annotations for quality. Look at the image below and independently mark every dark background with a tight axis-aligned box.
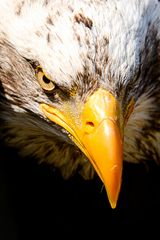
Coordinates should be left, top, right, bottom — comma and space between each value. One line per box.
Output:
0, 142, 160, 239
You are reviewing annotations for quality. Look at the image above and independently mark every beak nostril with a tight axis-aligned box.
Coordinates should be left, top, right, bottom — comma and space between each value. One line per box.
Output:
85, 121, 95, 134
86, 121, 94, 128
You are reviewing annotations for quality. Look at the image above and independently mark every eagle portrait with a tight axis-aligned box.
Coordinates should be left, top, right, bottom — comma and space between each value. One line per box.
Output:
0, 0, 160, 209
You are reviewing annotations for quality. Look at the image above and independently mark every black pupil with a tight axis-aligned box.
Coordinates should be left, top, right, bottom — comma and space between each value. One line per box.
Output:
42, 74, 51, 84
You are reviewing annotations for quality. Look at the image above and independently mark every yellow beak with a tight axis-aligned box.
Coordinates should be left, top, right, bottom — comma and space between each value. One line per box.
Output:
40, 89, 123, 208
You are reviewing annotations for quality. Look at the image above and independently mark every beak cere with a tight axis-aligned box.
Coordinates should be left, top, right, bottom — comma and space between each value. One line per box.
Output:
40, 89, 123, 208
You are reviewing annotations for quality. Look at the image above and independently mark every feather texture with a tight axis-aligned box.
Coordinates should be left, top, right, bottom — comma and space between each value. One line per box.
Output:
0, 0, 160, 180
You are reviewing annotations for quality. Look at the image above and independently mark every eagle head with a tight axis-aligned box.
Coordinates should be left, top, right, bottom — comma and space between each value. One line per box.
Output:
0, 0, 160, 208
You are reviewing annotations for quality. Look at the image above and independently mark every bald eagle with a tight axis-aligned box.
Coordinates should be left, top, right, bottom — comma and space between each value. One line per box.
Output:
0, 0, 160, 208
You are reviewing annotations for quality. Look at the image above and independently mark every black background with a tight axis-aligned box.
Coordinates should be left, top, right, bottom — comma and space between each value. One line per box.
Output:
0, 143, 160, 239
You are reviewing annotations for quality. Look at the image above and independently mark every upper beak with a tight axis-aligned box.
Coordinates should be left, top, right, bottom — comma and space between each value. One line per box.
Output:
40, 89, 123, 208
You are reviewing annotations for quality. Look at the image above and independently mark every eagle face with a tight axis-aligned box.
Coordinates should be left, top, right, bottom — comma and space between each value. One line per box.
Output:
0, 0, 160, 207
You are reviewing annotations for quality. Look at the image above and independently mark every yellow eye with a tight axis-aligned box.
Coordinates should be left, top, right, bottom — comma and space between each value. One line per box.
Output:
36, 67, 55, 92
124, 97, 134, 125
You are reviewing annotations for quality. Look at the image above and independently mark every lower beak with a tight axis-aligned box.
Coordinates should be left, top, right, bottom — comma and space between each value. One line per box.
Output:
40, 89, 123, 208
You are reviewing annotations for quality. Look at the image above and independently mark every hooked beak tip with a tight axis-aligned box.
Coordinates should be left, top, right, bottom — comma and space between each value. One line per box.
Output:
103, 164, 122, 209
